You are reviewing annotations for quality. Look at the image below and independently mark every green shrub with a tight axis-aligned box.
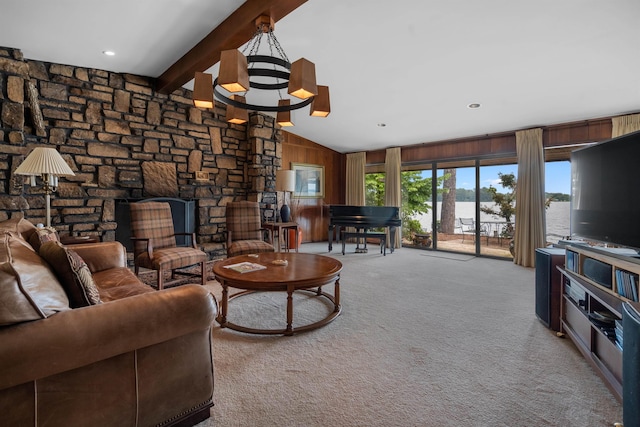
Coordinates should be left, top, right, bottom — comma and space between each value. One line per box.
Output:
403, 218, 423, 239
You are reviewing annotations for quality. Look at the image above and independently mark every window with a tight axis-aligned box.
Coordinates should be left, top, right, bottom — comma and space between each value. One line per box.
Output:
544, 160, 571, 243
365, 156, 571, 258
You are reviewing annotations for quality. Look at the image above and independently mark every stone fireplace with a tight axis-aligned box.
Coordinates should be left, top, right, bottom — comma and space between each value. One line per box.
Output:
0, 46, 283, 259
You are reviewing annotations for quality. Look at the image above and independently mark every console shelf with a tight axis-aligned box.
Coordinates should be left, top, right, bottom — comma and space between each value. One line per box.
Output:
558, 245, 640, 402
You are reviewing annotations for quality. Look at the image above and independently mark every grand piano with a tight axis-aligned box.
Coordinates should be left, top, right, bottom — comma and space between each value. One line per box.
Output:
328, 205, 401, 253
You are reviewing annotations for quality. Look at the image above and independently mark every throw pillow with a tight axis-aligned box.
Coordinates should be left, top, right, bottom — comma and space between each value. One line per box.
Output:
0, 233, 70, 326
39, 241, 102, 308
28, 227, 60, 252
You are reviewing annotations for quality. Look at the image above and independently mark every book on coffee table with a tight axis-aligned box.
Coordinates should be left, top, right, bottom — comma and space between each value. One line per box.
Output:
223, 262, 267, 273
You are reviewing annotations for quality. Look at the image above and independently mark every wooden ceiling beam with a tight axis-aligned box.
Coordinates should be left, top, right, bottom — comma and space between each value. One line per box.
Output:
156, 0, 308, 94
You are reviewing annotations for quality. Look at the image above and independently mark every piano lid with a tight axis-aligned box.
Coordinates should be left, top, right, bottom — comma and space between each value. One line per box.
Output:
329, 205, 400, 225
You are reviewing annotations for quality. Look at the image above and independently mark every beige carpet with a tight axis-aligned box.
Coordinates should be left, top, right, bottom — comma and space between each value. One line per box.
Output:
193, 243, 622, 427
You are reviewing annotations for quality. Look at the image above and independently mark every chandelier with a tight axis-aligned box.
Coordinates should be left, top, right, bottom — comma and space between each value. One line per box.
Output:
192, 15, 330, 126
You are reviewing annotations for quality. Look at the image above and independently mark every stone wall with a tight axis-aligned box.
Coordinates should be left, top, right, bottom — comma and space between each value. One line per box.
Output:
0, 46, 282, 259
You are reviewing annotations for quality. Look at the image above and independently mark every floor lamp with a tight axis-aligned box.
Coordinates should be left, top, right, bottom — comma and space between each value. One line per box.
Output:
14, 147, 75, 228
276, 169, 296, 222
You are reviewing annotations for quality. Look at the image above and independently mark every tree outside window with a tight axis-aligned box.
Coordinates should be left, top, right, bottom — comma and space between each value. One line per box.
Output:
365, 171, 445, 240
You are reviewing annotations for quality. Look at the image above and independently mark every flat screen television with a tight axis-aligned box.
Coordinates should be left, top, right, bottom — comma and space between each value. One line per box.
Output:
570, 129, 640, 251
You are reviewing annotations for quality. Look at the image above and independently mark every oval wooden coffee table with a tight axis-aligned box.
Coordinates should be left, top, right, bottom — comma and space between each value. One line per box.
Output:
213, 252, 342, 336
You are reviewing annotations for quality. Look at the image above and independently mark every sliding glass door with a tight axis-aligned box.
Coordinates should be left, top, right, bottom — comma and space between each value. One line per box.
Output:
402, 159, 517, 258
369, 155, 569, 259
434, 162, 477, 255
478, 162, 517, 258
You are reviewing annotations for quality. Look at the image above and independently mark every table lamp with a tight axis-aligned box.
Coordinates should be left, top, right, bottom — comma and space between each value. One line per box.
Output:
15, 147, 75, 227
275, 169, 296, 222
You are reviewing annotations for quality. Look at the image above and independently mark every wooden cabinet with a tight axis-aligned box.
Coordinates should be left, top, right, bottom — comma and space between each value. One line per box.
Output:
622, 301, 640, 425
559, 245, 640, 402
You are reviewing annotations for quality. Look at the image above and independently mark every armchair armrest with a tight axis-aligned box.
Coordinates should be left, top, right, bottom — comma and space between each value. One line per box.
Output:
130, 236, 154, 258
0, 285, 217, 390
174, 232, 198, 249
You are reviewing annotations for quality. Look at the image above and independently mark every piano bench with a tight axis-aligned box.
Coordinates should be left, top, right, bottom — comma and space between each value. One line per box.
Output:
341, 231, 387, 256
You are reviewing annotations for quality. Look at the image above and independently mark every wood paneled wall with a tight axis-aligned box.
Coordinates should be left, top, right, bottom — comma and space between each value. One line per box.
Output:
283, 114, 620, 243
366, 117, 614, 167
281, 131, 345, 242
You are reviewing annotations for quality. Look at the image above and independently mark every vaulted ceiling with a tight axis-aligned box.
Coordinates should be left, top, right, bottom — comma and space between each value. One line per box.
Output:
2, 0, 639, 153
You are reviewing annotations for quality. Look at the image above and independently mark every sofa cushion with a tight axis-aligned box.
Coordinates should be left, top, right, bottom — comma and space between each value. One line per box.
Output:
92, 268, 155, 302
0, 233, 70, 326
39, 241, 102, 308
28, 227, 60, 252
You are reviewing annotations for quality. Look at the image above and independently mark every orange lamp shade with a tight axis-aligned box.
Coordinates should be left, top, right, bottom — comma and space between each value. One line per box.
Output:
288, 58, 317, 99
310, 85, 330, 117
276, 99, 294, 127
193, 72, 214, 109
219, 49, 249, 93
226, 95, 249, 124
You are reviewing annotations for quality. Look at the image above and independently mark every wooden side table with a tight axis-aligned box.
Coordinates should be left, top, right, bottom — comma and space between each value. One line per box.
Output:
263, 222, 299, 252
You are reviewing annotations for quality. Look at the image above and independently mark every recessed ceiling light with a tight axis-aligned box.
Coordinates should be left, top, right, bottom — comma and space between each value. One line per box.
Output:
377, 123, 386, 127
467, 103, 481, 109
102, 51, 115, 56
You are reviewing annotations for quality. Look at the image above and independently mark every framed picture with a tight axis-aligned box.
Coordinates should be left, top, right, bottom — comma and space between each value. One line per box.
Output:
195, 171, 209, 181
291, 163, 324, 198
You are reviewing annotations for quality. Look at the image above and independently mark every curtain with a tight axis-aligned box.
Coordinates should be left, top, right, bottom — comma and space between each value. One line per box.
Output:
612, 113, 640, 137
514, 128, 546, 267
346, 152, 366, 205
384, 147, 402, 249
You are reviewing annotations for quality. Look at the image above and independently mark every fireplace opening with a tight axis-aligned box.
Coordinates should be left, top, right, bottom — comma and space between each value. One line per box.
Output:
115, 198, 196, 252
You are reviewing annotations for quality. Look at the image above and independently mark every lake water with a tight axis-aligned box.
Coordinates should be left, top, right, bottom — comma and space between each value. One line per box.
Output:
415, 201, 570, 241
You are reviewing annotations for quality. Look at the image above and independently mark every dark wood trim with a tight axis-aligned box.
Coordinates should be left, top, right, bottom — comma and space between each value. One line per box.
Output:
543, 117, 612, 147
156, 0, 308, 94
365, 115, 618, 166
366, 133, 516, 166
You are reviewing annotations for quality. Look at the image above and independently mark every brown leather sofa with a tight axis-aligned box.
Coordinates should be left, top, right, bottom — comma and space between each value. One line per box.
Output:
0, 218, 217, 427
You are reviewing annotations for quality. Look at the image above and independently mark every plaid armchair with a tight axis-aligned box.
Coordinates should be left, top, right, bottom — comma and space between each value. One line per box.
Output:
226, 201, 274, 257
129, 201, 207, 290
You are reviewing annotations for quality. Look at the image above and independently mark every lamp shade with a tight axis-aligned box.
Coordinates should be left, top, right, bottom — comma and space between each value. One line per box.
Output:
288, 58, 317, 100
193, 72, 214, 109
276, 170, 296, 192
15, 147, 75, 176
218, 49, 249, 93
310, 85, 331, 117
276, 99, 294, 127
225, 95, 249, 124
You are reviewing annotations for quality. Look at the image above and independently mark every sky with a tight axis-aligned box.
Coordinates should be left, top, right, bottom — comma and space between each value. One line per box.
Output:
429, 161, 571, 195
